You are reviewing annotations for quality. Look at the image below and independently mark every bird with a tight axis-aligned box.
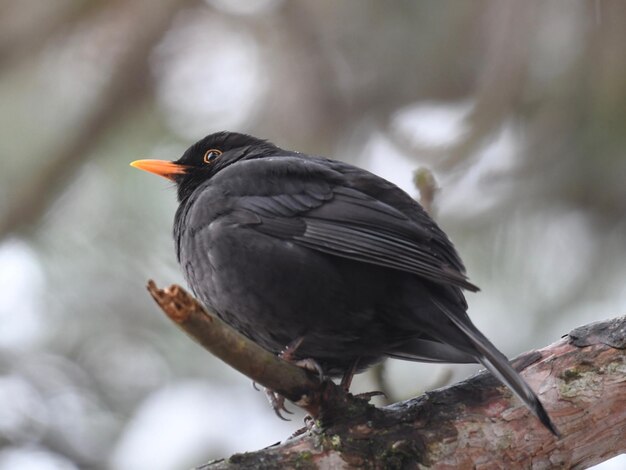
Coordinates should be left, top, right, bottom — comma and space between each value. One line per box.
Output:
131, 131, 558, 435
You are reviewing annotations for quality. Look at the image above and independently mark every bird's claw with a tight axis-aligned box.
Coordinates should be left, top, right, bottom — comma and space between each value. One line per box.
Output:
294, 358, 325, 381
258, 339, 326, 420
279, 338, 326, 381
264, 388, 293, 421
279, 337, 305, 361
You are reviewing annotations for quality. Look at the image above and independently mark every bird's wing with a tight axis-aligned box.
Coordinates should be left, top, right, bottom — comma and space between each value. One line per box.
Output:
228, 158, 477, 291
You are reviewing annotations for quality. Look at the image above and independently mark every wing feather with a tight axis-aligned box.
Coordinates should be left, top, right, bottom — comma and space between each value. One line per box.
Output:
240, 194, 477, 291
226, 156, 478, 291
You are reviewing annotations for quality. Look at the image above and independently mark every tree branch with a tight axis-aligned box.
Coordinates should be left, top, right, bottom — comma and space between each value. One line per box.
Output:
146, 280, 329, 415
145, 281, 626, 469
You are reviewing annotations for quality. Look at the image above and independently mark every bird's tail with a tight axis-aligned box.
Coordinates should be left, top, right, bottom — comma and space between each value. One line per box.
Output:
432, 299, 559, 436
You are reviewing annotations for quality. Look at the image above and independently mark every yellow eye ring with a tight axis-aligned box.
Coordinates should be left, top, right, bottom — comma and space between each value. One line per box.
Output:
203, 148, 223, 164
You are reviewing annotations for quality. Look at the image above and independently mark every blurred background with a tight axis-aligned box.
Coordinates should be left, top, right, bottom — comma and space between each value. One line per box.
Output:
0, 1, 624, 469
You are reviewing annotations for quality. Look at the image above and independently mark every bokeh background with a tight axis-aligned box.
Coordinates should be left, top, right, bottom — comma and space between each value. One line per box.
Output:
1, 1, 625, 469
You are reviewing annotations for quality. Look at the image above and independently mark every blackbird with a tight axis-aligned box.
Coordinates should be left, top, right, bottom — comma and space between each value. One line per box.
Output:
131, 131, 557, 435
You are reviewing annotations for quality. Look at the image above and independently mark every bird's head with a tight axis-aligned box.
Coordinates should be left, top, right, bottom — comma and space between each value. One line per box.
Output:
131, 131, 280, 201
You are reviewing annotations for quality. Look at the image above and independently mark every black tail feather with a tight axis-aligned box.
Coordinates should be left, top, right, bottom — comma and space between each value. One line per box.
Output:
432, 299, 560, 436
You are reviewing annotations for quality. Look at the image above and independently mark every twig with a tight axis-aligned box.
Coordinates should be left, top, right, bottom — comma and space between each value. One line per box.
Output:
414, 167, 439, 215
145, 280, 362, 419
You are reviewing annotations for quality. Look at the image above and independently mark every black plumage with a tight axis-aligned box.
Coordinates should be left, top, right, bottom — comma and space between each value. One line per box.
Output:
132, 131, 557, 435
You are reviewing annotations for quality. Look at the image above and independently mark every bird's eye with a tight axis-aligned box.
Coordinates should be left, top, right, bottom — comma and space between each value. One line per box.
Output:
203, 149, 222, 164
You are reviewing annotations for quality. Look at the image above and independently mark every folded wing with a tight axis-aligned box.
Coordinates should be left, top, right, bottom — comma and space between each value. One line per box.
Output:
230, 158, 478, 292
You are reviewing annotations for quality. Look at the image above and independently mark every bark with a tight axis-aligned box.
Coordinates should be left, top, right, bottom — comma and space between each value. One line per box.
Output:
146, 281, 626, 469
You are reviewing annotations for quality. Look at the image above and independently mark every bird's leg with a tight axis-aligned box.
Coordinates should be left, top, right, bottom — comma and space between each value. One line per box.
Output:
253, 336, 309, 392
341, 357, 386, 402
340, 357, 360, 390
263, 337, 325, 420
279, 336, 325, 380
279, 336, 305, 361
261, 338, 301, 419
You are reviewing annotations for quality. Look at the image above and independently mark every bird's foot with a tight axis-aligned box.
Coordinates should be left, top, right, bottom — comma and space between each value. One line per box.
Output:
259, 338, 327, 420
279, 337, 305, 362
292, 358, 325, 381
279, 337, 325, 381
264, 388, 294, 421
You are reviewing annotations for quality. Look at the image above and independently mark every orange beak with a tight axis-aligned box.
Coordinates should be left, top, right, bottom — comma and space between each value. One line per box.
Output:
130, 159, 187, 181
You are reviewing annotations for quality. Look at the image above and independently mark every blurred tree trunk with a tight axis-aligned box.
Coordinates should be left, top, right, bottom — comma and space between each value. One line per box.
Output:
0, 0, 190, 239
